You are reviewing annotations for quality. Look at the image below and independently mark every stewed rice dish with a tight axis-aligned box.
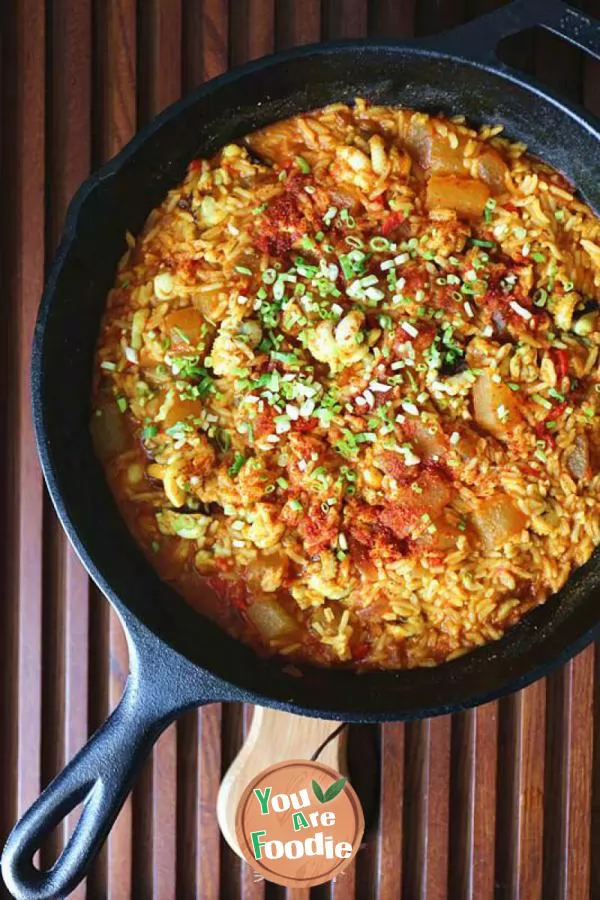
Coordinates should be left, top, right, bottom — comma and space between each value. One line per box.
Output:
92, 99, 600, 669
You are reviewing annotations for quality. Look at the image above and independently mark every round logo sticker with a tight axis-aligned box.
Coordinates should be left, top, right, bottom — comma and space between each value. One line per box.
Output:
235, 759, 364, 888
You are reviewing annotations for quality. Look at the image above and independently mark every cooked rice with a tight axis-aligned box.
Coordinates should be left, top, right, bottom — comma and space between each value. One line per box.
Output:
91, 99, 600, 669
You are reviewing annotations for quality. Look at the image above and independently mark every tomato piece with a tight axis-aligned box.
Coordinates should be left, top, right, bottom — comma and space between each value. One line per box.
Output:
381, 211, 405, 236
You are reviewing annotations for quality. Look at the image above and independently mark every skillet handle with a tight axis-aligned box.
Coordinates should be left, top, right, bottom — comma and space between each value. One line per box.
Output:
1, 626, 219, 900
430, 0, 600, 65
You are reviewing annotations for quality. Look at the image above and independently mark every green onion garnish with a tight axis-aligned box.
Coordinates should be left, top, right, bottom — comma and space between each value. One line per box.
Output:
228, 452, 247, 478
344, 235, 364, 249
369, 236, 390, 252
295, 156, 311, 174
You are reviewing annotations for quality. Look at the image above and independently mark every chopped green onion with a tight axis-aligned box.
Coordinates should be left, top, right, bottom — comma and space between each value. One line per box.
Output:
344, 235, 364, 249
339, 255, 354, 280
484, 198, 496, 224
116, 396, 127, 413
228, 452, 247, 478
262, 268, 277, 284
235, 265, 253, 276
532, 393, 552, 410
369, 236, 390, 252
295, 156, 311, 174
340, 208, 356, 228
143, 424, 158, 439
172, 327, 190, 344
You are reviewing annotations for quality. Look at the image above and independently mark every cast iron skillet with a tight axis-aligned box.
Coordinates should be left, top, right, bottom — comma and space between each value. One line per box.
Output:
3, 1, 600, 897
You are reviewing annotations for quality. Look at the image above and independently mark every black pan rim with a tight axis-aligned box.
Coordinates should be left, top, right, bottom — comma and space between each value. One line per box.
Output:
31, 37, 600, 721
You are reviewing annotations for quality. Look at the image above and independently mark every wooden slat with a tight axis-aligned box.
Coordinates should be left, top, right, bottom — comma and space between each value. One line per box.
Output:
10, 0, 46, 830
322, 0, 368, 39
239, 705, 265, 900
375, 724, 404, 898
403, 716, 452, 899
138, 0, 182, 125
93, 1, 138, 896
135, 7, 183, 895
41, 5, 92, 893
230, 0, 275, 66
276, 0, 321, 48
183, 0, 229, 88
496, 680, 546, 899
368, 0, 416, 37
449, 703, 498, 900
219, 704, 246, 897
543, 649, 594, 899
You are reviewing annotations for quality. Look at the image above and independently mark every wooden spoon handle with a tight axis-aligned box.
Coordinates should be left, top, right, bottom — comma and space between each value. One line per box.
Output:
217, 707, 347, 857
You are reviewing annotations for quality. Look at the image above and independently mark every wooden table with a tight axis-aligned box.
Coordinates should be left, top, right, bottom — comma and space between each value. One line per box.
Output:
2, 1, 600, 897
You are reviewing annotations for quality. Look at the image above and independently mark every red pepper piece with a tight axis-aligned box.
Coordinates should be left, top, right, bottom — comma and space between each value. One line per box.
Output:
552, 348, 569, 381
381, 211, 405, 236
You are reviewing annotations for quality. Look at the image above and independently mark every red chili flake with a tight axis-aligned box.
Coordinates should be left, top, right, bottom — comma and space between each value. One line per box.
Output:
254, 189, 304, 257
352, 642, 369, 661
297, 502, 339, 556
381, 211, 405, 237
552, 348, 569, 381
188, 159, 202, 172
293, 417, 318, 433
253, 407, 276, 439
255, 231, 294, 257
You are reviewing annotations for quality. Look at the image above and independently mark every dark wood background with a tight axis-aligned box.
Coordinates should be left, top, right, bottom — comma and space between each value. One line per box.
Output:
2, 1, 600, 897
